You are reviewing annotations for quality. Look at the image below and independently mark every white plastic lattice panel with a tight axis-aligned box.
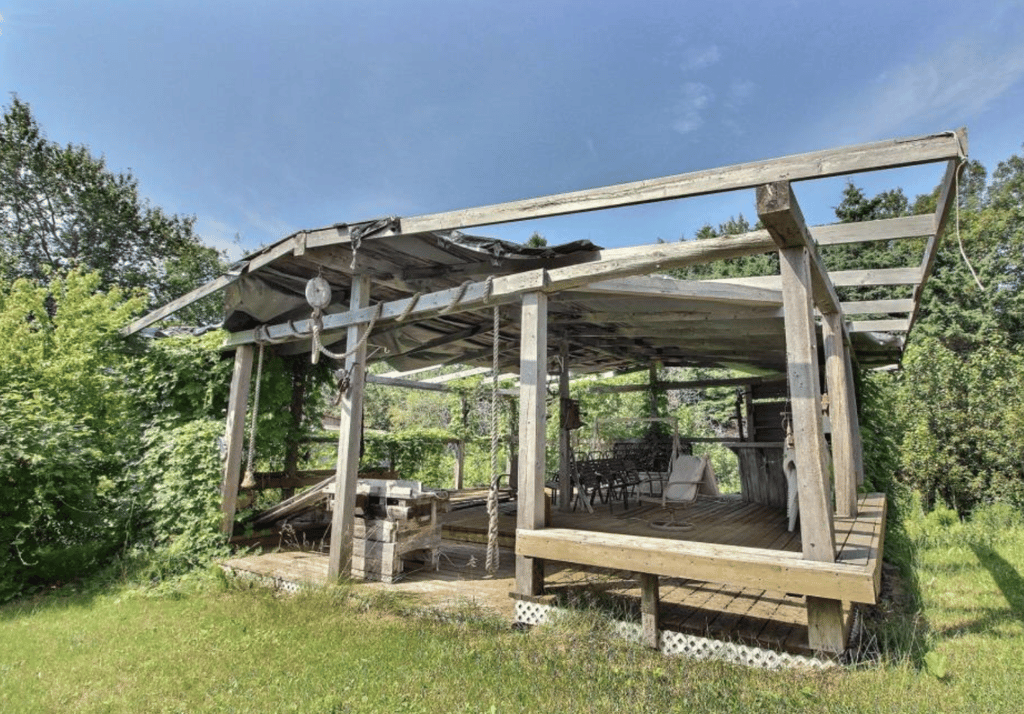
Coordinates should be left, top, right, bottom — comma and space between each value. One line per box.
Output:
657, 629, 833, 670
514, 600, 554, 626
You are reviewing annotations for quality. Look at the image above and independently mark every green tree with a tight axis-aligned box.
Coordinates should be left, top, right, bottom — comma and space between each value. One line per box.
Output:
670, 214, 779, 280
0, 96, 225, 323
0, 271, 144, 599
917, 151, 1024, 351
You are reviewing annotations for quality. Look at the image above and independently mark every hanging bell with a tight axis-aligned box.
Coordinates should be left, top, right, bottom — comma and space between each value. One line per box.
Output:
305, 276, 332, 310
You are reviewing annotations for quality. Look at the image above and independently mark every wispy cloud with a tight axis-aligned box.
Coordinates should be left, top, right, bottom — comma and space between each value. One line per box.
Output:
195, 217, 244, 261
242, 210, 295, 244
683, 45, 721, 71
726, 79, 755, 109
836, 36, 1024, 140
671, 82, 714, 135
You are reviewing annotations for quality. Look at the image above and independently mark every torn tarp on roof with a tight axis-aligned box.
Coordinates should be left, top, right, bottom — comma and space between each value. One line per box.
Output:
433, 231, 601, 263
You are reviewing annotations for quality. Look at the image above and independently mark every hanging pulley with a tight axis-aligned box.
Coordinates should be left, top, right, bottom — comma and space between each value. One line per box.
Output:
305, 276, 332, 311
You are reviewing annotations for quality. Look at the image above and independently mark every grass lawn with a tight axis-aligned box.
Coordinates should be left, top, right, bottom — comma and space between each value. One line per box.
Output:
2, 514, 1022, 713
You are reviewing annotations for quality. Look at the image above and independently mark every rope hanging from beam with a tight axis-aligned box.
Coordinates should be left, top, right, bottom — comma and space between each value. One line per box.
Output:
485, 302, 501, 575
241, 342, 265, 490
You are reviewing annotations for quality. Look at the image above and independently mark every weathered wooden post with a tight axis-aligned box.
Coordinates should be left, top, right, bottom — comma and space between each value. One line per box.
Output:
328, 275, 370, 580
220, 344, 254, 535
758, 181, 846, 655
822, 312, 859, 518
516, 291, 547, 596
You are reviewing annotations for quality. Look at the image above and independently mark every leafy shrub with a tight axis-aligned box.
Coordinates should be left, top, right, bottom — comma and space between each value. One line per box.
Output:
134, 419, 229, 574
0, 271, 144, 601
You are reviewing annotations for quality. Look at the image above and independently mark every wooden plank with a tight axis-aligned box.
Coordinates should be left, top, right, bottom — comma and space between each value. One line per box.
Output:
570, 306, 785, 323
423, 366, 494, 383
220, 345, 253, 535
706, 266, 923, 290
590, 374, 785, 394
252, 475, 334, 526
811, 214, 935, 245
516, 529, 877, 602
122, 272, 239, 336
222, 232, 780, 347
840, 298, 914, 315
823, 312, 858, 518
516, 291, 548, 596
328, 275, 371, 580
847, 319, 910, 333
366, 374, 453, 392
398, 130, 965, 233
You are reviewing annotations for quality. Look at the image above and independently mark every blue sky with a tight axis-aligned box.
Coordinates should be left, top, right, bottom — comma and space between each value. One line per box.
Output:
2, 1, 1024, 261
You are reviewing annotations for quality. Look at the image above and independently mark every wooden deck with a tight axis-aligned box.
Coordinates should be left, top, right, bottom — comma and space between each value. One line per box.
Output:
222, 491, 885, 656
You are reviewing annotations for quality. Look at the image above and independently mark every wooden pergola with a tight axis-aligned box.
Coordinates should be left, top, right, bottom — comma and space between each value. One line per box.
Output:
127, 129, 967, 655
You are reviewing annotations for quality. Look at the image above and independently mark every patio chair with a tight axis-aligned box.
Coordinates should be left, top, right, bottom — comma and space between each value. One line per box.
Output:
571, 455, 604, 513
641, 453, 715, 531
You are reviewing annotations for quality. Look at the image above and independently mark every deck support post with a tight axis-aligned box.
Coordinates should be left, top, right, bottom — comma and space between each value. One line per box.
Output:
516, 291, 547, 596
328, 275, 371, 580
558, 336, 572, 512
806, 597, 847, 655
640, 573, 660, 649
220, 344, 254, 535
758, 181, 845, 656
822, 313, 859, 518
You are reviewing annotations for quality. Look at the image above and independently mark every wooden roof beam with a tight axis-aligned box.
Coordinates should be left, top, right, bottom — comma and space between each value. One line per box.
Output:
400, 130, 966, 233
908, 158, 962, 332
757, 181, 842, 316
591, 374, 785, 394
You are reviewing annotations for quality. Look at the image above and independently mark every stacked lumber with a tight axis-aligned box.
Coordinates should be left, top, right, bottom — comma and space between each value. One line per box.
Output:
342, 479, 449, 583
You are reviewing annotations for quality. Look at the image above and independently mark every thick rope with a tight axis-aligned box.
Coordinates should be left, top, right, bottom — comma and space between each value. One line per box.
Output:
396, 292, 422, 322
310, 302, 384, 365
440, 280, 474, 314
953, 158, 985, 291
485, 303, 501, 574
241, 342, 265, 489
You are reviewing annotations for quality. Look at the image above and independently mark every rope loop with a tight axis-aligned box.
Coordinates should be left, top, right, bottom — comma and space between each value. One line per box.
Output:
396, 292, 422, 322
440, 280, 474, 314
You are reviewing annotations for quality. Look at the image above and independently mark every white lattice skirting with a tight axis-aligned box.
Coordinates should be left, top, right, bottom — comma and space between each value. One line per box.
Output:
513, 600, 835, 670
221, 565, 304, 594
